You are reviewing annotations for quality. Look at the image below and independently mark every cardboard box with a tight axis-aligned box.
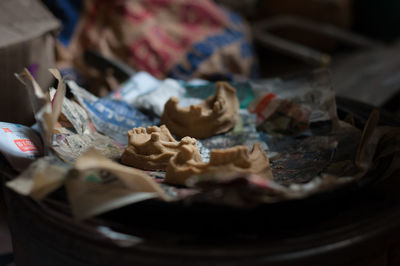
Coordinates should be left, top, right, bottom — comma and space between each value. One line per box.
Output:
0, 0, 60, 125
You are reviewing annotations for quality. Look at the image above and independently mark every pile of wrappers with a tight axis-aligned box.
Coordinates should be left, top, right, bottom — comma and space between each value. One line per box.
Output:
1, 68, 399, 220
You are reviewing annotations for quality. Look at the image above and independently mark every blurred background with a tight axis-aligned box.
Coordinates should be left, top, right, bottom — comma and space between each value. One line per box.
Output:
1, 1, 400, 265
1, 0, 400, 126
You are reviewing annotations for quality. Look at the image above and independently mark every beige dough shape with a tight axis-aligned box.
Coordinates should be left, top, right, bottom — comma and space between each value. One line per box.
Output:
160, 81, 240, 139
121, 125, 202, 171
165, 143, 272, 185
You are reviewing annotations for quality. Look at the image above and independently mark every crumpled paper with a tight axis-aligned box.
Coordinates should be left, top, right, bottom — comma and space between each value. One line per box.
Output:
5, 67, 400, 219
183, 111, 399, 207
67, 149, 170, 220
6, 156, 69, 200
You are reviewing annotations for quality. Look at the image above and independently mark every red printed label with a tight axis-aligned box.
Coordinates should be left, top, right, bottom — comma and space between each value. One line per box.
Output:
14, 139, 38, 152
254, 93, 276, 114
2, 128, 12, 133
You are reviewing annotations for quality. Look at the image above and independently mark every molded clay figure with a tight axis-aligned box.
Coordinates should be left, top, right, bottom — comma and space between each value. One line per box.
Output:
121, 125, 202, 171
165, 143, 272, 185
161, 81, 239, 139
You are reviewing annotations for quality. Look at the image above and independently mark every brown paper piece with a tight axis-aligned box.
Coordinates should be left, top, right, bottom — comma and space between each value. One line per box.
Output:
355, 110, 400, 182
66, 149, 170, 220
48, 68, 67, 128
6, 156, 69, 200
355, 109, 380, 171
15, 68, 65, 149
66, 169, 157, 220
75, 149, 169, 199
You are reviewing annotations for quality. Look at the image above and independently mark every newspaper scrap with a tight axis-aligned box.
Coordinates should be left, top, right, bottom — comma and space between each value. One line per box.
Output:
49, 87, 123, 163
68, 80, 154, 144
184, 111, 399, 207
262, 120, 362, 185
17, 68, 122, 164
67, 149, 170, 220
52, 129, 123, 164
0, 122, 43, 172
5, 67, 124, 204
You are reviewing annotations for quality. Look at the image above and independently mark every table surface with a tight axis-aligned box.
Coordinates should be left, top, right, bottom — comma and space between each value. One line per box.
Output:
2, 97, 400, 266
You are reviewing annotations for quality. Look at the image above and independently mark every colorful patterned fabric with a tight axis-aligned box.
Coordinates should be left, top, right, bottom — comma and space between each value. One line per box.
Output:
72, 0, 257, 80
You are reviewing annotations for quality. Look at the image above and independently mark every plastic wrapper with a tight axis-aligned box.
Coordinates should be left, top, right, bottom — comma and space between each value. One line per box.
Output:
133, 78, 186, 117
0, 122, 43, 172
107, 72, 161, 104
